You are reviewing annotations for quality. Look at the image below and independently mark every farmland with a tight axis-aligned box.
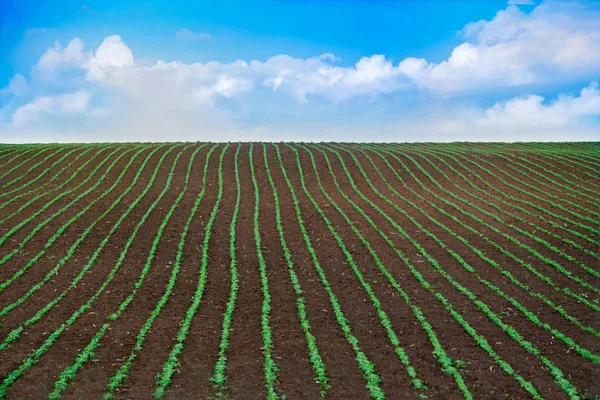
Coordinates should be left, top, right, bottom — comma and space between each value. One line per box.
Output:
0, 141, 598, 399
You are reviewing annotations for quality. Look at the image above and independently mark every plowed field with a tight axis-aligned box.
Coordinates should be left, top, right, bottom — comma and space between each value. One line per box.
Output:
0, 142, 598, 399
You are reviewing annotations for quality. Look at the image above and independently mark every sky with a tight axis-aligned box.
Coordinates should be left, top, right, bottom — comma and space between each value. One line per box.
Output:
0, 0, 599, 143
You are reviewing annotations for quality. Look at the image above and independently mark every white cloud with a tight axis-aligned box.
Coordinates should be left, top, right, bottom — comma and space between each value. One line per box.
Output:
27, 1, 600, 103
37, 38, 89, 70
480, 82, 600, 128
3, 0, 600, 142
399, 3, 600, 94
176, 29, 212, 40
0, 74, 29, 97
11, 91, 92, 126
414, 82, 600, 141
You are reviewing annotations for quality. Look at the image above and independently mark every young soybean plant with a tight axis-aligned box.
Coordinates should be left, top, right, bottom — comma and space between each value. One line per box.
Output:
0, 144, 184, 399
154, 143, 229, 398
273, 143, 385, 400
210, 143, 244, 394
105, 143, 218, 398
49, 143, 204, 399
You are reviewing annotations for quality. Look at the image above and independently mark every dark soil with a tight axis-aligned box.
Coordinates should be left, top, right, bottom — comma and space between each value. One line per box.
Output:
0, 142, 599, 400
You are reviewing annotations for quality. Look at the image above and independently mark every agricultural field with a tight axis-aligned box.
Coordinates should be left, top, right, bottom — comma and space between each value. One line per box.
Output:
0, 141, 598, 400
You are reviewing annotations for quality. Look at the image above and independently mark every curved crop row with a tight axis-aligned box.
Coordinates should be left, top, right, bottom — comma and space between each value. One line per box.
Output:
292, 144, 436, 396
0, 146, 144, 295
478, 153, 600, 215
532, 154, 600, 189
0, 146, 114, 225
298, 142, 542, 399
413, 145, 600, 278
49, 143, 201, 399
412, 144, 600, 249
378, 145, 600, 300
310, 144, 580, 398
357, 144, 600, 333
0, 144, 171, 349
470, 144, 600, 193
272, 143, 385, 400
331, 144, 600, 354
0, 145, 90, 200
105, 143, 217, 398
1, 146, 75, 191
294, 143, 477, 397
493, 152, 600, 205
0, 146, 125, 259
249, 143, 280, 399
416, 145, 600, 263
0, 144, 184, 398
153, 143, 229, 398
0, 146, 100, 211
0, 148, 22, 165
257, 143, 330, 396
0, 146, 162, 328
209, 143, 243, 393
0, 146, 53, 183
456, 151, 599, 230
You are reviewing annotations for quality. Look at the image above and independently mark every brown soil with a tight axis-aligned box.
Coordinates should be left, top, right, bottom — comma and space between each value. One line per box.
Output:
0, 142, 599, 400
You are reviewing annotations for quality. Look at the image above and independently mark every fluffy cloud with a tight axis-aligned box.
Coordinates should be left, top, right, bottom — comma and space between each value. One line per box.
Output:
0, 74, 29, 97
399, 2, 600, 94
29, 1, 600, 104
2, 1, 599, 142
11, 91, 92, 126
416, 81, 600, 141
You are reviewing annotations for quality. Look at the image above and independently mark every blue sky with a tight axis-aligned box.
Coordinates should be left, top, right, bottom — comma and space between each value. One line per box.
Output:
1, 0, 599, 142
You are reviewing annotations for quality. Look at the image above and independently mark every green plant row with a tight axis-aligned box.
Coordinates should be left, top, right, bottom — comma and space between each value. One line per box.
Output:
402, 144, 600, 276
301, 142, 542, 399
294, 143, 437, 396
377, 145, 600, 303
0, 146, 53, 183
0, 145, 165, 345
309, 143, 556, 399
414, 146, 600, 271
104, 144, 216, 399
273, 143, 385, 400
457, 151, 599, 231
489, 153, 600, 214
500, 151, 600, 201
153, 143, 229, 398
208, 143, 243, 394
543, 154, 600, 186
334, 144, 600, 355
474, 146, 600, 196
557, 153, 600, 171
249, 143, 281, 399
0, 145, 90, 201
403, 145, 600, 264
0, 146, 114, 226
0, 146, 143, 295
49, 143, 201, 399
416, 144, 599, 236
311, 144, 579, 399
412, 145, 600, 250
1, 146, 75, 191
0, 146, 100, 211
256, 143, 330, 396
357, 144, 600, 334
0, 146, 125, 260
0, 144, 183, 399
295, 143, 475, 398
0, 148, 22, 165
